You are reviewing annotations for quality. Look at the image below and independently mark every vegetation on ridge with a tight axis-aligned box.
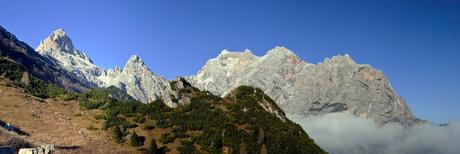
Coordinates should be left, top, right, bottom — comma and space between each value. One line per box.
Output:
0, 55, 325, 154
72, 84, 326, 154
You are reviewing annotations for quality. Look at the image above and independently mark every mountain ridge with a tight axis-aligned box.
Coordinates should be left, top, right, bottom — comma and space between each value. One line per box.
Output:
188, 47, 421, 126
35, 29, 181, 107
34, 28, 420, 126
0, 26, 91, 92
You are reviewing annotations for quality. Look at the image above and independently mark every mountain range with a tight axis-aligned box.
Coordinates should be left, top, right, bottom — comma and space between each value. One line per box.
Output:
35, 29, 182, 107
188, 47, 423, 126
1, 26, 331, 153
0, 25, 423, 127
32, 28, 421, 126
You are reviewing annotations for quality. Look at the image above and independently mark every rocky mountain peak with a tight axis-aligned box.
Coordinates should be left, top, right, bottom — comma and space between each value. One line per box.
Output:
50, 28, 67, 38
34, 28, 170, 105
265, 46, 297, 57
40, 28, 74, 53
189, 47, 420, 126
323, 54, 356, 65
263, 46, 302, 65
124, 55, 148, 71
127, 55, 142, 63
217, 49, 256, 60
36, 28, 92, 63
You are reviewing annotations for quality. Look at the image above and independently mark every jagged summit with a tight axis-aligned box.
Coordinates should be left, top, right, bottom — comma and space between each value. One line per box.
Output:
35, 29, 173, 106
36, 28, 92, 63
123, 55, 153, 75
322, 54, 356, 65
51, 28, 66, 38
266, 46, 296, 56
0, 25, 91, 92
188, 46, 420, 126
39, 28, 74, 53
126, 55, 144, 65
218, 49, 254, 56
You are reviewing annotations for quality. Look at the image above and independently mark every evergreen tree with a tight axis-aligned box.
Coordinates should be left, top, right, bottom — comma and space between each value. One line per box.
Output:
147, 138, 158, 154
112, 125, 123, 143
130, 131, 143, 147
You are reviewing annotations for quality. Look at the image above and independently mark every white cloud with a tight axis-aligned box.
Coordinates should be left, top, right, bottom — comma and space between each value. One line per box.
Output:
287, 112, 460, 154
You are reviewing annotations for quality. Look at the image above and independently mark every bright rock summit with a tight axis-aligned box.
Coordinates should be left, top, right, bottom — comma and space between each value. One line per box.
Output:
36, 29, 179, 107
188, 47, 421, 126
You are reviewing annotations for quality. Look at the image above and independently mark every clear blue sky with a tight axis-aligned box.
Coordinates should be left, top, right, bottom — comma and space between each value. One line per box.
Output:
1, 0, 459, 124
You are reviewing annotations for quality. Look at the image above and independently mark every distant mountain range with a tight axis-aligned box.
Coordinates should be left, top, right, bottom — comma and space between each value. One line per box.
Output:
4, 27, 422, 126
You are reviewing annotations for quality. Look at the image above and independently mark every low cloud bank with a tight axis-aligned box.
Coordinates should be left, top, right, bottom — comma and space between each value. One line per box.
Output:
287, 112, 460, 154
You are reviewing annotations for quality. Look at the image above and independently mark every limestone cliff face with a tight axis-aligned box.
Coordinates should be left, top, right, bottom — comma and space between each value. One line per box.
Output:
188, 46, 420, 126
36, 28, 103, 87
0, 26, 90, 92
36, 29, 180, 107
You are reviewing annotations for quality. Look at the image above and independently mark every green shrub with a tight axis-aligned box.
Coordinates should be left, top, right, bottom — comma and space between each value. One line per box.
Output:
142, 122, 155, 130
94, 114, 106, 120
178, 140, 198, 154
147, 138, 159, 154
130, 131, 144, 147
159, 133, 175, 144
133, 114, 146, 123
47, 84, 66, 98
79, 100, 104, 110
104, 116, 137, 129
112, 126, 124, 143
25, 77, 48, 98
63, 92, 79, 101
0, 58, 26, 81
172, 127, 189, 139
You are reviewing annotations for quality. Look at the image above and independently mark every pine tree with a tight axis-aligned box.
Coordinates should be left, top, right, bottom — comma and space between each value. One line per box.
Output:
130, 131, 141, 147
112, 125, 123, 143
147, 138, 158, 154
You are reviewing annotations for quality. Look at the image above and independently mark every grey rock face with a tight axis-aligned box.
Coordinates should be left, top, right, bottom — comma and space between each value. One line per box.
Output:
98, 55, 171, 104
188, 46, 420, 126
36, 29, 180, 106
18, 145, 54, 154
36, 28, 103, 87
0, 26, 90, 92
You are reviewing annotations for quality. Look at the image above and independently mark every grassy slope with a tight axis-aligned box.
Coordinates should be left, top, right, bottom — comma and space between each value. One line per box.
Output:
0, 79, 139, 153
0, 77, 326, 154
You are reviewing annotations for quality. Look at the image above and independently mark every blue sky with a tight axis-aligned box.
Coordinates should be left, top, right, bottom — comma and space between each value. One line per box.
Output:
1, 0, 459, 124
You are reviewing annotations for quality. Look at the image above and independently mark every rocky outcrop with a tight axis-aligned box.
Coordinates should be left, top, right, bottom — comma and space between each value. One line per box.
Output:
18, 145, 54, 154
188, 46, 420, 126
